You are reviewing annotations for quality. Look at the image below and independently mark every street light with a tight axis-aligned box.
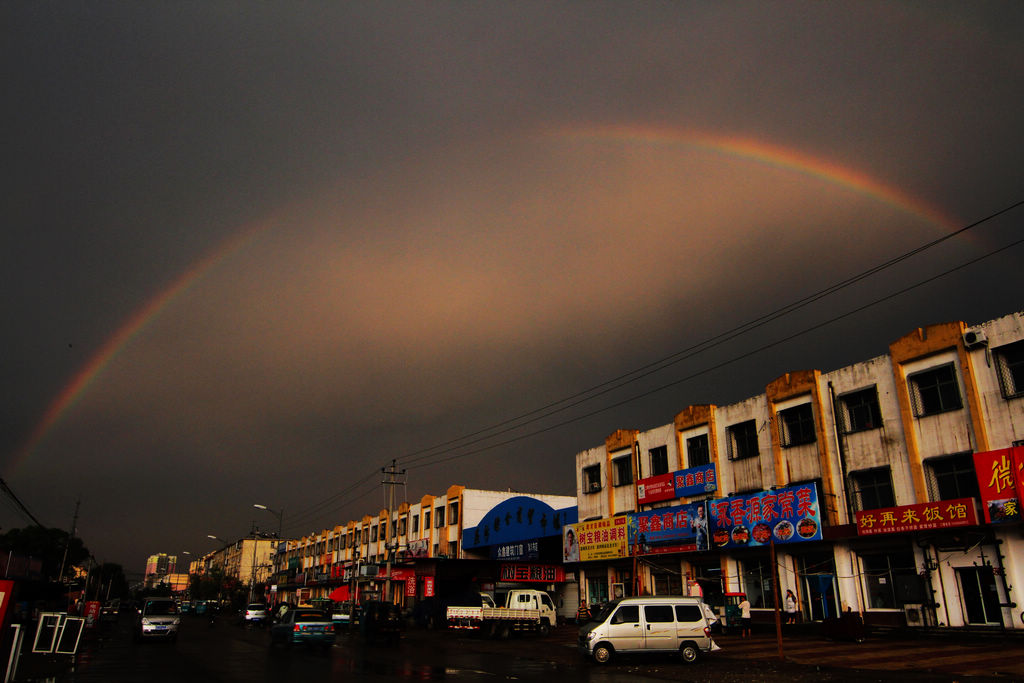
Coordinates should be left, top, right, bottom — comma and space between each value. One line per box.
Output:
253, 504, 284, 539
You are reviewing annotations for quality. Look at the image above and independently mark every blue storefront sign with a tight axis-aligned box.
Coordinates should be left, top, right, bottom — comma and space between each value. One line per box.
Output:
673, 464, 718, 498
462, 496, 578, 550
707, 483, 822, 549
627, 502, 710, 555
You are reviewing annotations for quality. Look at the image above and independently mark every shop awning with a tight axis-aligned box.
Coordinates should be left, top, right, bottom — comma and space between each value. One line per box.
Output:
328, 585, 350, 602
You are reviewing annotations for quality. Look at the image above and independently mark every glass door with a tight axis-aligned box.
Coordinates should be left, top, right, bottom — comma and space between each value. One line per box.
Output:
957, 567, 1002, 625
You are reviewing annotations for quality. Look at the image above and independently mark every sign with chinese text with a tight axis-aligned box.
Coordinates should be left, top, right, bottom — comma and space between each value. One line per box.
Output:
423, 576, 435, 597
855, 498, 978, 535
637, 473, 675, 504
974, 447, 1024, 524
491, 539, 540, 561
674, 464, 718, 498
628, 502, 709, 554
499, 563, 565, 583
708, 483, 822, 548
572, 516, 629, 561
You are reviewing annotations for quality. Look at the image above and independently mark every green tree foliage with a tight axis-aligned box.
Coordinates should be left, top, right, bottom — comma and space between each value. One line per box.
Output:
0, 526, 89, 581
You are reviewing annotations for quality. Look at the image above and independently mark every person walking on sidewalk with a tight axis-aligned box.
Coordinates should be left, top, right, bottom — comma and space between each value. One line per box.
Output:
784, 589, 798, 625
738, 595, 751, 638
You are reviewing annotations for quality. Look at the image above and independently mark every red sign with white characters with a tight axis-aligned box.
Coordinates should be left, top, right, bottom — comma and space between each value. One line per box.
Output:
973, 447, 1024, 524
637, 473, 675, 504
856, 498, 978, 535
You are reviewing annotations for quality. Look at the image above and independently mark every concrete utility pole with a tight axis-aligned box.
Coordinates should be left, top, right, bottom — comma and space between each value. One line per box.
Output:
382, 460, 406, 604
58, 499, 80, 584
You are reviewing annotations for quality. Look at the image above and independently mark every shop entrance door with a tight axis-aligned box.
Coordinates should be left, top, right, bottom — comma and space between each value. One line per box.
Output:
587, 577, 609, 608
798, 552, 838, 621
957, 567, 1002, 625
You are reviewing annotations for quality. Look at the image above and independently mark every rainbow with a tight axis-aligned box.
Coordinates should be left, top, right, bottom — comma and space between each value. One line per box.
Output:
553, 124, 960, 231
7, 220, 271, 477
10, 127, 961, 476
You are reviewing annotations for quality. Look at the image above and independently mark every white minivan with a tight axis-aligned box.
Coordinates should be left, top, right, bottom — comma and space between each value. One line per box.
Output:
578, 596, 719, 664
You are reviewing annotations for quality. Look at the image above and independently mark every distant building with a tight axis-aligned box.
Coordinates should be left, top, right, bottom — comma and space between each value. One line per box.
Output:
143, 553, 177, 589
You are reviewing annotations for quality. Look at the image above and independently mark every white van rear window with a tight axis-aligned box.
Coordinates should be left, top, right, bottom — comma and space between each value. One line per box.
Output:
675, 605, 702, 622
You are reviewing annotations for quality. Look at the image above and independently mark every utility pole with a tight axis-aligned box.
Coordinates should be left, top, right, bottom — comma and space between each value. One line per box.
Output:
58, 499, 80, 584
382, 460, 405, 605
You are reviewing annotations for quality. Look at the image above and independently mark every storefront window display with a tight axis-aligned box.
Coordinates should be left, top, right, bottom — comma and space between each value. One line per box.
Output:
861, 551, 924, 609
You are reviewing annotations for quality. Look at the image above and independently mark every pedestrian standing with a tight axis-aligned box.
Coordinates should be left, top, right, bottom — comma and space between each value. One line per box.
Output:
784, 589, 797, 625
738, 595, 752, 638
576, 599, 592, 624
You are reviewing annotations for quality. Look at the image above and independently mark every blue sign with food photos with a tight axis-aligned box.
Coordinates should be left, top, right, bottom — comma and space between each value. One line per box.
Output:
707, 483, 822, 549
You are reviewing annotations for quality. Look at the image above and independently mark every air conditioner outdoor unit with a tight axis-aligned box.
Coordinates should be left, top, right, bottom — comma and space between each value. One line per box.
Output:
903, 603, 925, 627
963, 328, 988, 349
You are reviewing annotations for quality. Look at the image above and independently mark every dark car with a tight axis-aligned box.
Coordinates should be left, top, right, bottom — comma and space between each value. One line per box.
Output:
269, 608, 335, 649
359, 600, 401, 644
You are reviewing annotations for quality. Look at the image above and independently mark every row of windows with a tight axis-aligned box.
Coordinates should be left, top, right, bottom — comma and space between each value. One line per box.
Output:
584, 352, 1019, 485
290, 502, 461, 555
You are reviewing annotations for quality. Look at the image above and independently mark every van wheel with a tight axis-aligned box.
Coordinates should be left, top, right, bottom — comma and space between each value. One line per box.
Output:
680, 643, 699, 664
592, 643, 613, 664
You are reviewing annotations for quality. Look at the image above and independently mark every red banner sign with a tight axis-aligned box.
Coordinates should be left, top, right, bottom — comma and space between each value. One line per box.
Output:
637, 473, 675, 504
855, 498, 977, 536
423, 576, 434, 597
499, 563, 565, 583
973, 447, 1024, 524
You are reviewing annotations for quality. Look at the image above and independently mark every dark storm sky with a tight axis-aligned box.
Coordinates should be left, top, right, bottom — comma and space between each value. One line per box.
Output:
2, 2, 1022, 573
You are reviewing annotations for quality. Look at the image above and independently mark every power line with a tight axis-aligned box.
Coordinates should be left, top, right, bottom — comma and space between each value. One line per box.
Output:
278, 198, 1023, 533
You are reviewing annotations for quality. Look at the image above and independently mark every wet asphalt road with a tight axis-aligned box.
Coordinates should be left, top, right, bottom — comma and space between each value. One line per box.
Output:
53, 614, 1012, 682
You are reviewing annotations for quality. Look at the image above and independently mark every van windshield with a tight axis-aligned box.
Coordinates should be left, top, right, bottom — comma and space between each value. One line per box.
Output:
594, 600, 619, 623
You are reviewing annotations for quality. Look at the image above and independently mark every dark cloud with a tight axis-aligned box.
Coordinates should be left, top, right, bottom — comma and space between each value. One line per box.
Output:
2, 2, 1021, 572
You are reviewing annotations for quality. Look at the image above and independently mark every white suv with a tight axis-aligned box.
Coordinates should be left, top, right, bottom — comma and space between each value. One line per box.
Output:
244, 603, 268, 625
136, 598, 180, 641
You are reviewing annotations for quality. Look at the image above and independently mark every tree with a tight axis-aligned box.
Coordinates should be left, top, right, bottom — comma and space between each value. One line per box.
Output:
0, 526, 89, 581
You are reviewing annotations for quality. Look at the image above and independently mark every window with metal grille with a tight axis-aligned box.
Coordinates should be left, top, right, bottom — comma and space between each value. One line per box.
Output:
779, 403, 816, 447
583, 464, 602, 493
849, 467, 895, 511
612, 455, 633, 487
908, 363, 962, 416
925, 453, 980, 501
649, 445, 669, 476
687, 434, 710, 467
727, 420, 759, 461
994, 340, 1024, 399
839, 386, 882, 433
448, 501, 459, 525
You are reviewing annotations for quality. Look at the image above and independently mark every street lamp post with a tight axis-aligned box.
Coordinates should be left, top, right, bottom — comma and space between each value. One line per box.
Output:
253, 504, 284, 538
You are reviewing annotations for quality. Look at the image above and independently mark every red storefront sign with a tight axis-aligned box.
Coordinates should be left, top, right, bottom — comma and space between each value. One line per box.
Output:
499, 563, 565, 583
855, 498, 977, 536
423, 576, 435, 597
637, 473, 675, 504
973, 447, 1024, 524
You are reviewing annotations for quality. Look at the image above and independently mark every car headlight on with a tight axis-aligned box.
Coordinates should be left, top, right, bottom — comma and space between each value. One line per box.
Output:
141, 618, 152, 626
586, 630, 598, 642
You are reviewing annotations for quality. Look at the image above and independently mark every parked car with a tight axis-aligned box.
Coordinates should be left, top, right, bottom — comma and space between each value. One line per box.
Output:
578, 596, 719, 664
243, 603, 268, 626
269, 608, 335, 649
135, 597, 181, 641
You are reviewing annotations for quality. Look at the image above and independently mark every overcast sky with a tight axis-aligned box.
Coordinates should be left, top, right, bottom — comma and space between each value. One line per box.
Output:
3, 2, 1022, 575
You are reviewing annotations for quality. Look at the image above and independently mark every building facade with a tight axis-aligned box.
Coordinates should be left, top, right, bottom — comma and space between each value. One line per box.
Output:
571, 310, 1024, 630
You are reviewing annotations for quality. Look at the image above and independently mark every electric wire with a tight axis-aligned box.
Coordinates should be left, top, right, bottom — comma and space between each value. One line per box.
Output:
276, 199, 1023, 534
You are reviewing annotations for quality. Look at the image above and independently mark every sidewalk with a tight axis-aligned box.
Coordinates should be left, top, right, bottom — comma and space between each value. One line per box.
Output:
713, 627, 1024, 680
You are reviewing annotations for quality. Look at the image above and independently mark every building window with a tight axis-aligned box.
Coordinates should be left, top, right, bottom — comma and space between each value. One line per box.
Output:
687, 434, 710, 467
423, 510, 431, 531
434, 506, 445, 528
649, 446, 669, 476
742, 557, 774, 608
849, 467, 895, 511
398, 517, 407, 536
448, 501, 459, 525
612, 455, 633, 487
583, 465, 602, 494
727, 420, 759, 461
908, 363, 962, 417
411, 514, 419, 537
839, 387, 882, 433
779, 403, 816, 447
370, 526, 377, 543
861, 551, 924, 609
925, 453, 980, 501
994, 340, 1024, 399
